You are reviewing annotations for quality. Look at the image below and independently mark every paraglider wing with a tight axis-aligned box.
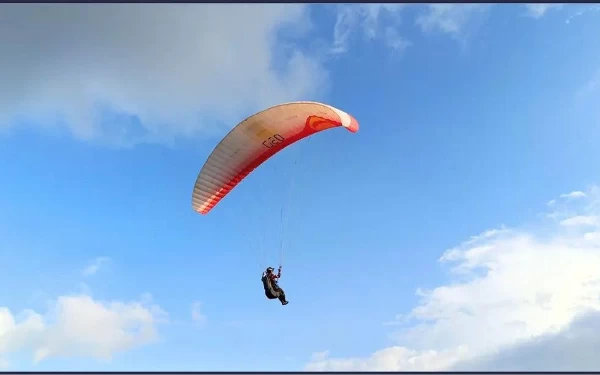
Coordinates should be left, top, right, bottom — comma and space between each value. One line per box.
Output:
191, 101, 359, 215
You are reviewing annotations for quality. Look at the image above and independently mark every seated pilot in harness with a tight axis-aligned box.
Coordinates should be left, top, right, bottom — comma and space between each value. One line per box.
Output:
261, 266, 289, 305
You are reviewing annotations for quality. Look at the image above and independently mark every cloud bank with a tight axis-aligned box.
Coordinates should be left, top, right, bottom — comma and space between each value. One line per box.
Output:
0, 4, 326, 145
0, 293, 166, 365
306, 185, 600, 371
1, 4, 569, 147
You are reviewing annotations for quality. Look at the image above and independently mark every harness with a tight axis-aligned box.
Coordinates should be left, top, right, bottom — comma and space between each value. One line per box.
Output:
261, 274, 280, 299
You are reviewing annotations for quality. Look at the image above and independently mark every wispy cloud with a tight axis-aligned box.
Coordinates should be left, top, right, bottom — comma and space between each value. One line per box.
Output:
81, 256, 111, 277
576, 68, 600, 102
566, 4, 600, 24
523, 4, 564, 19
546, 186, 599, 222
306, 185, 600, 371
560, 191, 587, 199
415, 4, 489, 41
384, 27, 412, 55
191, 301, 206, 327
560, 215, 599, 228
331, 4, 407, 55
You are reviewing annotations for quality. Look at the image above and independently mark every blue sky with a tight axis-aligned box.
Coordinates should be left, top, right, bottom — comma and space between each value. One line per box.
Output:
1, 3, 600, 371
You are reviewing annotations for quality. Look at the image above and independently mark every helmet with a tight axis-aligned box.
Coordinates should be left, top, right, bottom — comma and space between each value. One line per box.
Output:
266, 267, 274, 273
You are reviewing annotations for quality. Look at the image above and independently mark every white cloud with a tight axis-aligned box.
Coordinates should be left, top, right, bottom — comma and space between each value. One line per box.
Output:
384, 27, 412, 54
560, 191, 587, 199
306, 346, 468, 371
82, 257, 111, 277
452, 311, 600, 371
306, 185, 600, 371
1, 4, 571, 147
0, 294, 167, 364
330, 4, 407, 55
523, 4, 564, 19
546, 186, 599, 223
415, 4, 489, 40
559, 215, 599, 228
576, 68, 600, 102
0, 4, 327, 146
566, 4, 600, 24
191, 301, 206, 327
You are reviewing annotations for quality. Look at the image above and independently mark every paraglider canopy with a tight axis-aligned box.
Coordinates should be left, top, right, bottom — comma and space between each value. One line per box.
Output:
191, 101, 359, 215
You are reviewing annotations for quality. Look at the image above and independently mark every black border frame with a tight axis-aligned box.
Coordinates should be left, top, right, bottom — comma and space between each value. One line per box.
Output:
0, 0, 596, 373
